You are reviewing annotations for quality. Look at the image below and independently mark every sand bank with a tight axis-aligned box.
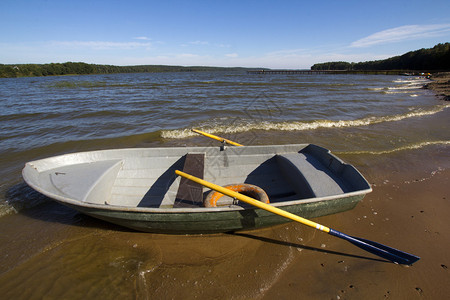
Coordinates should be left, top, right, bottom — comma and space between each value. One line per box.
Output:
426, 72, 450, 100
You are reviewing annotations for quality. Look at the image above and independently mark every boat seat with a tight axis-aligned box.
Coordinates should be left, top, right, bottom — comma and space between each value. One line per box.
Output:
276, 153, 348, 198
48, 159, 123, 204
174, 153, 205, 208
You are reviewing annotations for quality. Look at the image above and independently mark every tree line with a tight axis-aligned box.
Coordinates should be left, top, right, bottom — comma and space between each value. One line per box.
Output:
311, 43, 450, 71
2, 43, 449, 78
0, 62, 246, 78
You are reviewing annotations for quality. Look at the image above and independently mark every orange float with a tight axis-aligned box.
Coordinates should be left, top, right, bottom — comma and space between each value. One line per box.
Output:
204, 183, 269, 207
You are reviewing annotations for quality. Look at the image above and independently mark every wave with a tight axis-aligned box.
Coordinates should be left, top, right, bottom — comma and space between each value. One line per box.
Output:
388, 85, 422, 90
384, 90, 420, 95
0, 182, 51, 218
45, 80, 166, 89
161, 103, 450, 139
339, 140, 450, 155
369, 81, 428, 94
0, 202, 18, 218
372, 77, 430, 94
392, 77, 429, 84
1, 111, 62, 122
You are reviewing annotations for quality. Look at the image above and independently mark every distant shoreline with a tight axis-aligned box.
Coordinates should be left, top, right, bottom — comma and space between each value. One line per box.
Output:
1, 62, 449, 101
247, 69, 436, 75
0, 61, 446, 78
0, 62, 250, 78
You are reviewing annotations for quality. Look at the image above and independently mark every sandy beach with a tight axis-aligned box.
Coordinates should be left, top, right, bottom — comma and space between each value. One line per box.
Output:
262, 145, 450, 299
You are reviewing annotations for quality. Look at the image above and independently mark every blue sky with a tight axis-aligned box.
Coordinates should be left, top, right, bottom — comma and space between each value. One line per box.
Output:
1, 0, 449, 68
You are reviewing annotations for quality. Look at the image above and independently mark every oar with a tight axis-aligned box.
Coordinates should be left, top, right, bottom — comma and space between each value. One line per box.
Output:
175, 170, 420, 265
192, 129, 244, 146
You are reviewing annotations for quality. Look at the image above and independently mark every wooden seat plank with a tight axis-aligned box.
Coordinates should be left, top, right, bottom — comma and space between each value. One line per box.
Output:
174, 153, 205, 208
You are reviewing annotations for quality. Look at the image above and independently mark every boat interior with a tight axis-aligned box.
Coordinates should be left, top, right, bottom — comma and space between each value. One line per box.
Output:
23, 144, 370, 209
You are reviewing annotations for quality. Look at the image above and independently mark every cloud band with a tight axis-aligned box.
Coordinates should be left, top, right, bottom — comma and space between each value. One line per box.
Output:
351, 24, 450, 48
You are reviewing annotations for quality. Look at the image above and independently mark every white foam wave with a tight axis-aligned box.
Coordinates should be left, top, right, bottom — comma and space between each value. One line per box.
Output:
393, 77, 428, 84
161, 104, 450, 139
341, 140, 450, 155
387, 77, 429, 93
0, 202, 17, 218
388, 85, 421, 90
384, 90, 415, 94
393, 79, 414, 83
364, 78, 426, 93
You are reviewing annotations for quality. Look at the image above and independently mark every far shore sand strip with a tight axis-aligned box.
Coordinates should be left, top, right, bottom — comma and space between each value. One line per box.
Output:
425, 72, 450, 100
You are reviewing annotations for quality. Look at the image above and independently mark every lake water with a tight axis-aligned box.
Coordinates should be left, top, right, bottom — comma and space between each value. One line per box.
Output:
0, 71, 449, 298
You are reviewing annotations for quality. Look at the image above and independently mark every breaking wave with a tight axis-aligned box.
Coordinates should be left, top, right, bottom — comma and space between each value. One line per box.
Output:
369, 78, 429, 94
161, 103, 450, 139
339, 140, 450, 155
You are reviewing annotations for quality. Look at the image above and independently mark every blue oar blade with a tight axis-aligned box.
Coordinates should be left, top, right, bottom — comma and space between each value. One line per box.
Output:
329, 229, 420, 265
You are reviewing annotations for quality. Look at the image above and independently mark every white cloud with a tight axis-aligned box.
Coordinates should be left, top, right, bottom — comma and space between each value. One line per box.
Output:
351, 24, 450, 48
225, 53, 238, 58
179, 53, 200, 58
50, 40, 152, 50
134, 36, 151, 40
189, 41, 209, 45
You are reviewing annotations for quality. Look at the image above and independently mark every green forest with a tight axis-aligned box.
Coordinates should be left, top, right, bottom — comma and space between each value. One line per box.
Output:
2, 43, 449, 78
311, 43, 450, 71
0, 62, 246, 78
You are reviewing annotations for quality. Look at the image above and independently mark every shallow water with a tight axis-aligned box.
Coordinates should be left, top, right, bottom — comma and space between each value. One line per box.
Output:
0, 72, 445, 154
0, 71, 449, 298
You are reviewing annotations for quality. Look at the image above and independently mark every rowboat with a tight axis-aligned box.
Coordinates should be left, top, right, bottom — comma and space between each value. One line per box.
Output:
22, 143, 372, 234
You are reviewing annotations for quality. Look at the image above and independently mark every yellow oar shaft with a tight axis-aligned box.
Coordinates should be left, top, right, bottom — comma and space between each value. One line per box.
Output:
175, 170, 330, 233
192, 129, 244, 147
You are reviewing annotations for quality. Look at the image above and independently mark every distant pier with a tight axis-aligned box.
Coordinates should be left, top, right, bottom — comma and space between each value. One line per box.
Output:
247, 70, 330, 75
247, 70, 416, 75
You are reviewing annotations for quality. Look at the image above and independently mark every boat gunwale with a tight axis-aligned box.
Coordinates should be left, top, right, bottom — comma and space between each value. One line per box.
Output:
22, 144, 312, 172
22, 143, 372, 214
